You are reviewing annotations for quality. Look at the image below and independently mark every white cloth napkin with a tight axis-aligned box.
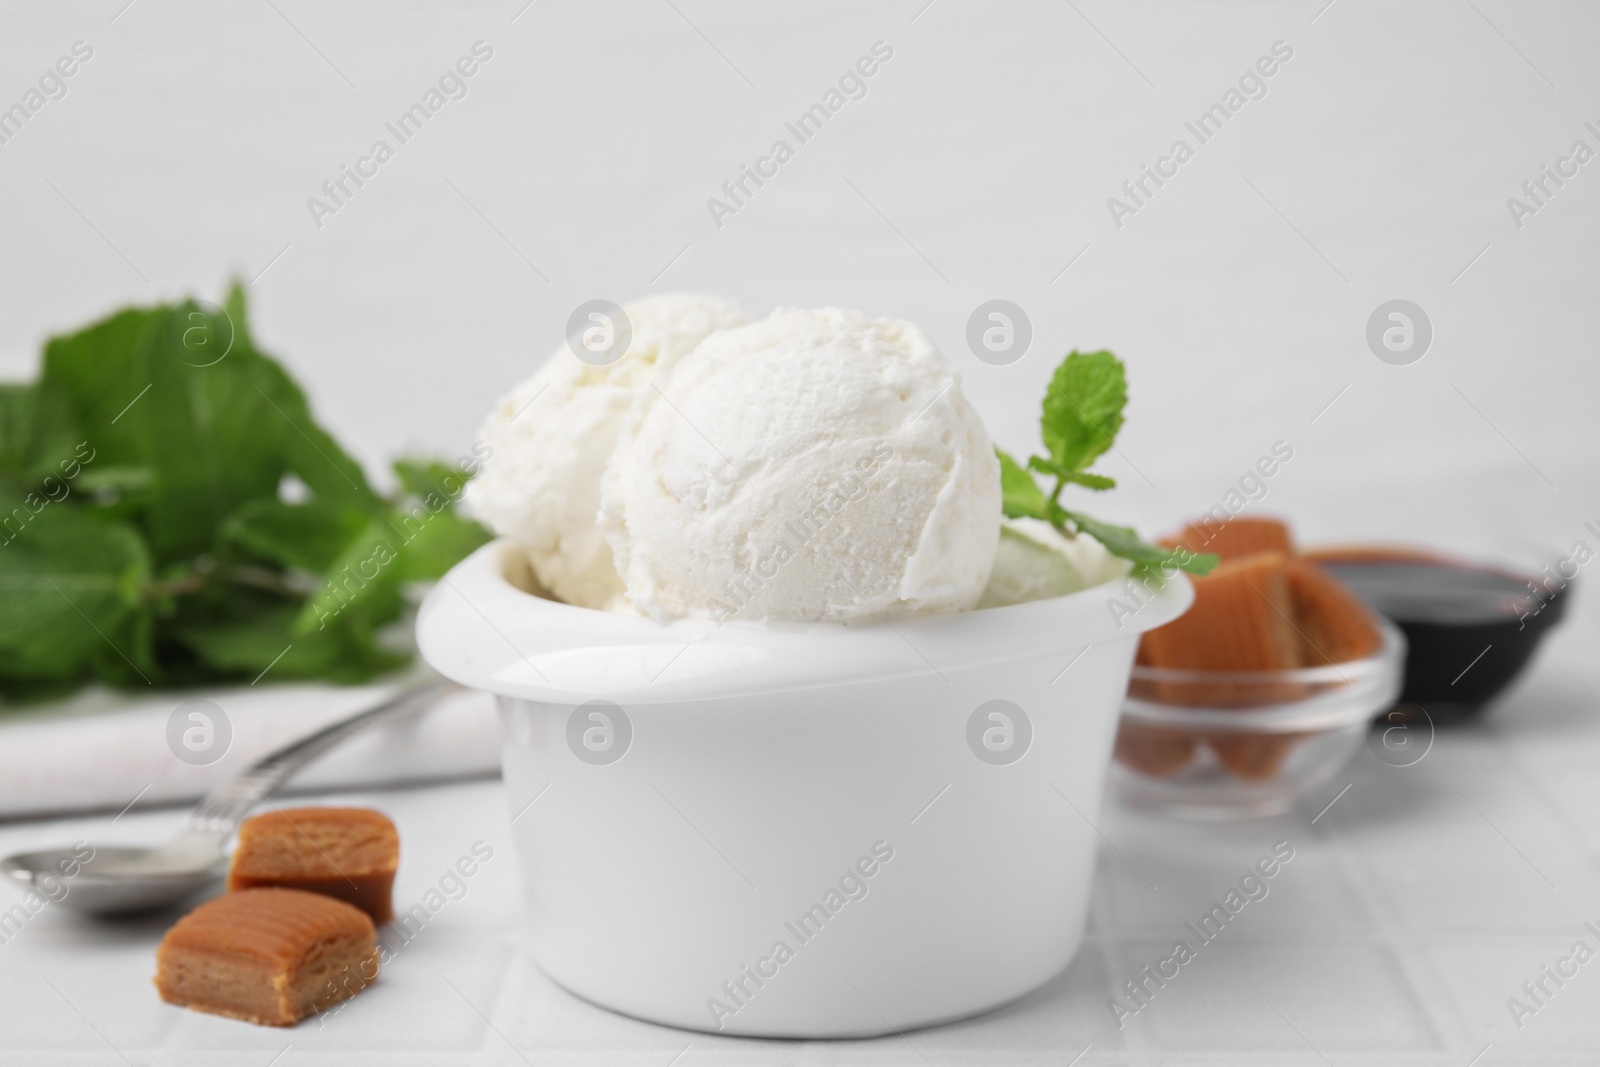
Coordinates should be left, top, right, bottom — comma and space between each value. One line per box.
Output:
0, 667, 502, 821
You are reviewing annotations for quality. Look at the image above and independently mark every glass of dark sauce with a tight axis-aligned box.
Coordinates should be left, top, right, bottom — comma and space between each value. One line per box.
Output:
1307, 547, 1571, 723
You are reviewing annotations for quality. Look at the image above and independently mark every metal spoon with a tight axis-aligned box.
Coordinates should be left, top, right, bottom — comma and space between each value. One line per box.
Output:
0, 680, 459, 915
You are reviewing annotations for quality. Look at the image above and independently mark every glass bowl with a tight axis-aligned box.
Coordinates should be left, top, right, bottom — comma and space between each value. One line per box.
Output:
1110, 619, 1405, 819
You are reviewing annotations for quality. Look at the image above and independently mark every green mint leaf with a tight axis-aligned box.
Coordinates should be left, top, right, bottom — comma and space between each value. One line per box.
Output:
389, 458, 492, 580
1025, 455, 1067, 478
224, 281, 381, 518
1060, 508, 1218, 576
996, 448, 1049, 519
293, 516, 408, 636
1025, 457, 1114, 490
1061, 471, 1116, 491
246, 367, 382, 519
1056, 509, 1169, 565
3, 284, 519, 696
71, 466, 153, 499
38, 306, 228, 564
173, 601, 406, 685
38, 288, 383, 567
0, 505, 154, 691
4, 377, 85, 486
392, 457, 469, 499
1040, 350, 1126, 475
393, 508, 492, 582
0, 385, 37, 479
222, 498, 370, 573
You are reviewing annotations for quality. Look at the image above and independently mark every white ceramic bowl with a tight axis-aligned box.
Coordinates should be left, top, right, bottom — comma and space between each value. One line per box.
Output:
418, 542, 1192, 1038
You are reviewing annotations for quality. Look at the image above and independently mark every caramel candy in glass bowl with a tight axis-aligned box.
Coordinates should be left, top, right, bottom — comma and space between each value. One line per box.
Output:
1116, 520, 1400, 817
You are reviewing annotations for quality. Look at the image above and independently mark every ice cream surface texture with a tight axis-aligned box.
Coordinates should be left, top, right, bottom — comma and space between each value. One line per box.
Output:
978, 518, 1131, 609
465, 294, 749, 611
601, 307, 1002, 623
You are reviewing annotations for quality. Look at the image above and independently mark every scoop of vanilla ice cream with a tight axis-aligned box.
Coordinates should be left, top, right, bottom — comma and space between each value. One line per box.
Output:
465, 294, 749, 610
977, 518, 1130, 608
600, 307, 1001, 623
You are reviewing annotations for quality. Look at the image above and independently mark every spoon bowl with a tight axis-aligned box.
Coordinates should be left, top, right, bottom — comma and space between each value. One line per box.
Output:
2, 835, 228, 915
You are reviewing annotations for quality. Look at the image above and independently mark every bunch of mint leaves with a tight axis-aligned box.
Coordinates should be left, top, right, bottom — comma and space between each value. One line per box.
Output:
0, 283, 490, 703
997, 349, 1217, 577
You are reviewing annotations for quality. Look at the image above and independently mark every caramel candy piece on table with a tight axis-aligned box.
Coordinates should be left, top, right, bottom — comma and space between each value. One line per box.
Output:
1164, 516, 1295, 562
155, 888, 378, 1026
229, 808, 398, 923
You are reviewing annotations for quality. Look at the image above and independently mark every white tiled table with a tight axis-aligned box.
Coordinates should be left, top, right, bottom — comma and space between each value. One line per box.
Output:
2, 608, 1595, 1066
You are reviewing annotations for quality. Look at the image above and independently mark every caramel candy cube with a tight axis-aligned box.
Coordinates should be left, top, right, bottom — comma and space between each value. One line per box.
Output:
1165, 516, 1295, 562
229, 808, 398, 923
1139, 553, 1300, 675
1139, 553, 1307, 716
1285, 558, 1383, 666
156, 888, 378, 1026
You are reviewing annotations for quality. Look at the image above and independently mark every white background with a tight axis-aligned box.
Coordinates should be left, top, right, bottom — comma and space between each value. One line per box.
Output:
1, 0, 1595, 554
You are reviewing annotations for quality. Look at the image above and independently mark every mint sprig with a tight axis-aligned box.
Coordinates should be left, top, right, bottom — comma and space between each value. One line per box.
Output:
0, 284, 490, 702
996, 349, 1217, 578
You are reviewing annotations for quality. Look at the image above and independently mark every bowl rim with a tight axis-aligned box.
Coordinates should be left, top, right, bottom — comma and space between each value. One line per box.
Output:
1119, 618, 1407, 732
418, 540, 1195, 704
1305, 543, 1571, 626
